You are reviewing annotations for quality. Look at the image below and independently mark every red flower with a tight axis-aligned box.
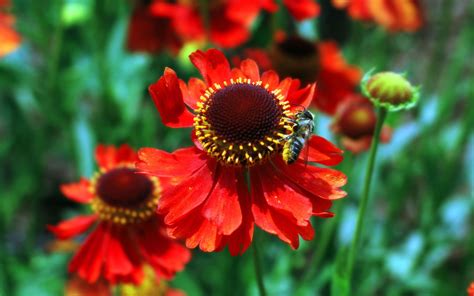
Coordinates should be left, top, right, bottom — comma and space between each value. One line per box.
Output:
48, 145, 191, 284
126, 2, 182, 54
331, 94, 391, 153
258, 34, 361, 115
137, 49, 347, 255
263, 0, 320, 21
331, 0, 423, 32
0, 0, 21, 57
151, 0, 263, 48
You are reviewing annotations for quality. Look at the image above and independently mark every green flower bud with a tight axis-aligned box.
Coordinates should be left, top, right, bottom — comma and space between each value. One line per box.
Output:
361, 71, 420, 111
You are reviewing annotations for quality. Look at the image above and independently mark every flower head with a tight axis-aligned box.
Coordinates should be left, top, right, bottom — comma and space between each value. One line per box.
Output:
362, 71, 420, 111
48, 144, 191, 284
138, 49, 347, 255
331, 94, 391, 153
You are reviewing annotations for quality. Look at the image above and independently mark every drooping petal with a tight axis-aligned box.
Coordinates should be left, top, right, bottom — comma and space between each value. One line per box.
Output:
226, 172, 254, 255
137, 219, 191, 279
305, 135, 344, 165
149, 67, 195, 128
275, 157, 347, 200
190, 49, 231, 86
60, 178, 94, 204
48, 215, 97, 240
253, 164, 312, 226
158, 160, 217, 225
186, 219, 223, 252
201, 167, 243, 235
69, 223, 111, 283
103, 226, 142, 284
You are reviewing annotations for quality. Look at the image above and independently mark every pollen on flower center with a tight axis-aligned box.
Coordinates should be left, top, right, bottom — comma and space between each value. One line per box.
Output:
90, 167, 160, 224
194, 79, 294, 167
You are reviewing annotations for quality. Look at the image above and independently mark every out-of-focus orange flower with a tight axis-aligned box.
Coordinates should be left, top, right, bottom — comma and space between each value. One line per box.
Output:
330, 94, 391, 153
126, 2, 182, 54
48, 144, 191, 285
148, 0, 262, 48
259, 34, 361, 115
331, 0, 423, 32
0, 0, 21, 57
120, 265, 186, 296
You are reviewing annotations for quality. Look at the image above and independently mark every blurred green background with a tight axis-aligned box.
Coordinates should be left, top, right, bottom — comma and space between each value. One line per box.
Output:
0, 0, 472, 295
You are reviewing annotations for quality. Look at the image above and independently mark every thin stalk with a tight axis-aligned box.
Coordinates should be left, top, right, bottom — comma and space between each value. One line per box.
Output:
252, 234, 267, 296
344, 107, 387, 292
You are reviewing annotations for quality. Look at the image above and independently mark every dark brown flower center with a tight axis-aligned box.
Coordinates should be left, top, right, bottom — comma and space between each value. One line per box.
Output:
96, 167, 153, 208
207, 83, 281, 143
271, 36, 320, 85
194, 80, 294, 167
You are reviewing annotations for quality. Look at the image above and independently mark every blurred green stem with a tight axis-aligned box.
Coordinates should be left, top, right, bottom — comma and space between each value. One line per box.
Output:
252, 234, 267, 296
343, 107, 387, 293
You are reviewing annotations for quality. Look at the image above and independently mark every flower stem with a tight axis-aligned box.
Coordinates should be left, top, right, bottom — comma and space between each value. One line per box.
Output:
252, 234, 267, 296
344, 107, 387, 291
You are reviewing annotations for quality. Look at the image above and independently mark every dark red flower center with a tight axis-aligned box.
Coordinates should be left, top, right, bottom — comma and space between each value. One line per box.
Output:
207, 83, 282, 143
194, 80, 294, 167
96, 167, 153, 208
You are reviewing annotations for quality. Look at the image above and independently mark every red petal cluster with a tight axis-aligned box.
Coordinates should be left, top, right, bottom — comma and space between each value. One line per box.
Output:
48, 145, 191, 284
0, 0, 21, 57
138, 49, 347, 254
332, 0, 423, 32
331, 94, 392, 153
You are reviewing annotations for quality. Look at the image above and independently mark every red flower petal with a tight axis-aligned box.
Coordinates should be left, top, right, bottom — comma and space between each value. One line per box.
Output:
179, 78, 206, 110
149, 67, 195, 128
202, 167, 243, 235
137, 146, 206, 178
60, 178, 94, 204
240, 59, 260, 81
48, 215, 97, 240
209, 12, 250, 48
226, 172, 254, 255
186, 219, 223, 252
190, 49, 231, 86
137, 219, 191, 279
103, 226, 142, 284
275, 158, 347, 200
250, 169, 313, 248
158, 160, 217, 225
95, 144, 136, 171
261, 70, 280, 90
306, 135, 344, 165
253, 164, 312, 226
69, 223, 111, 283
283, 0, 320, 21
287, 82, 316, 109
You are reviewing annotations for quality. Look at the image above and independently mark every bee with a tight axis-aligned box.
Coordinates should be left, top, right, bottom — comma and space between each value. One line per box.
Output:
282, 109, 315, 164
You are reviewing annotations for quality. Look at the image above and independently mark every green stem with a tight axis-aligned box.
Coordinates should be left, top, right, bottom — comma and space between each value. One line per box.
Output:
252, 234, 267, 296
344, 107, 387, 292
